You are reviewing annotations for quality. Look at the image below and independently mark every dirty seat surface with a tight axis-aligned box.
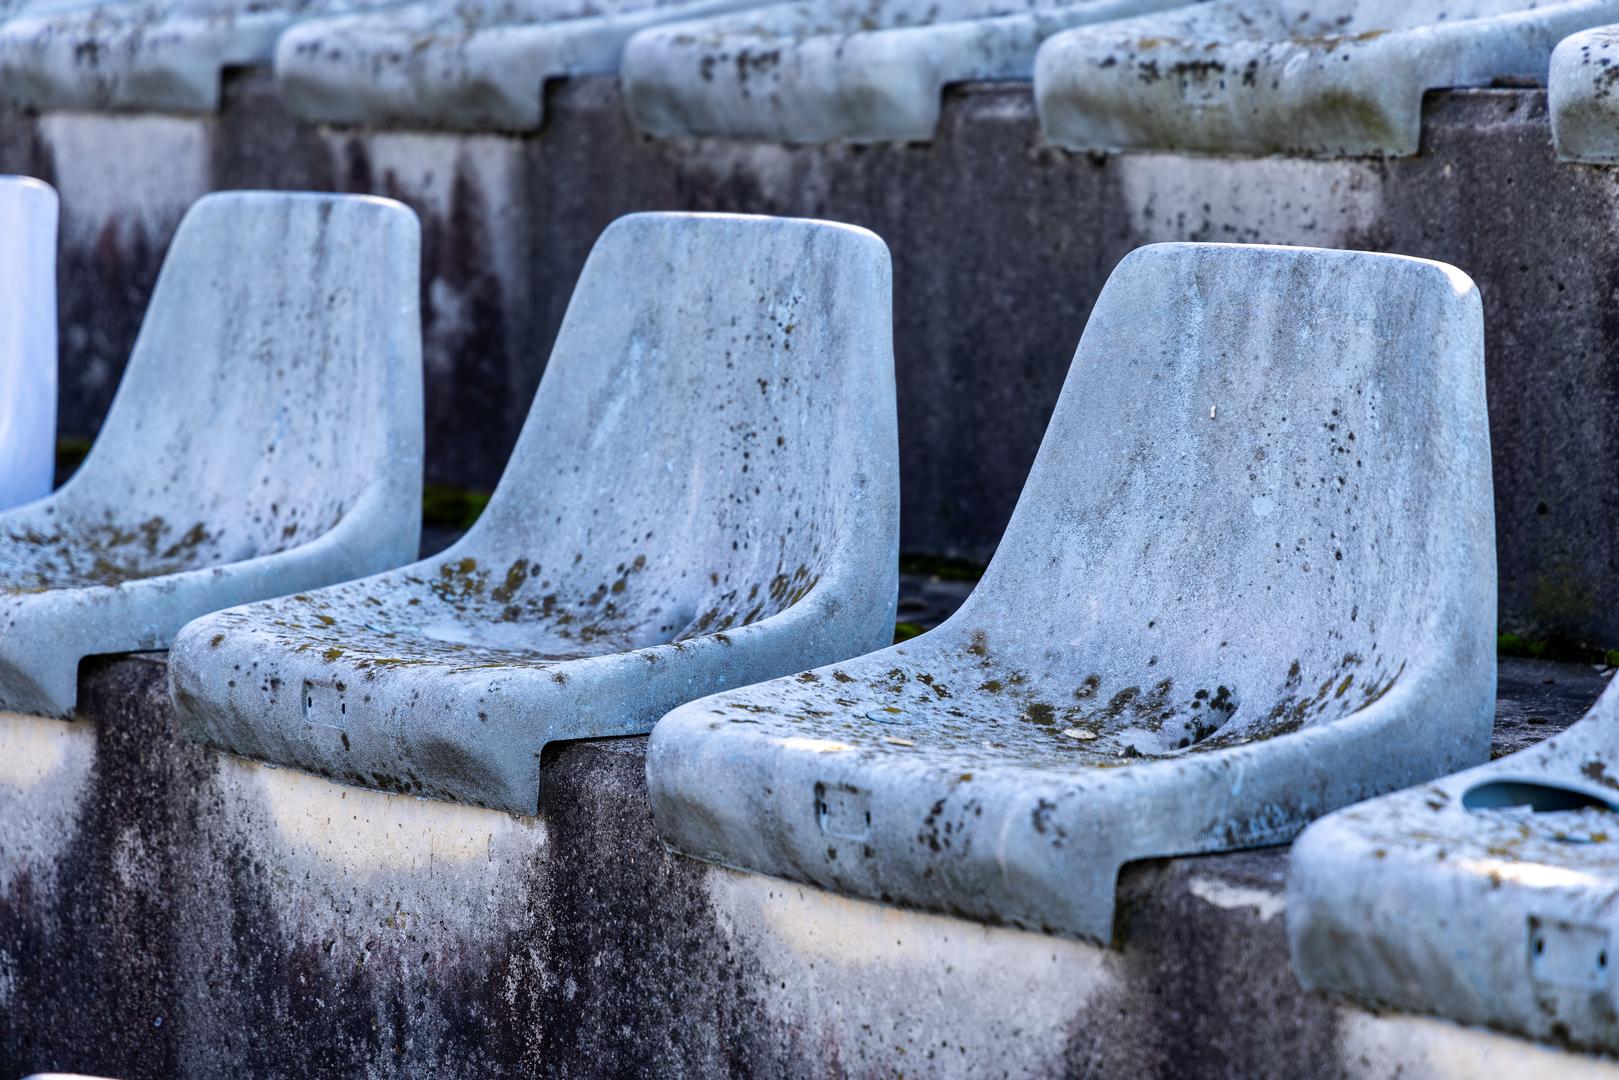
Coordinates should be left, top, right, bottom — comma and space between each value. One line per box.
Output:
1550, 24, 1619, 162
0, 0, 405, 113
1289, 673, 1619, 1055
621, 0, 1185, 144
273, 0, 768, 132
1034, 0, 1619, 157
171, 212, 899, 817
647, 242, 1496, 943
0, 191, 422, 719
0, 175, 56, 512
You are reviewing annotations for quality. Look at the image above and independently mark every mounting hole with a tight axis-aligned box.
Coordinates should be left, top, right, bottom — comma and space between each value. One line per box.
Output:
1463, 780, 1615, 814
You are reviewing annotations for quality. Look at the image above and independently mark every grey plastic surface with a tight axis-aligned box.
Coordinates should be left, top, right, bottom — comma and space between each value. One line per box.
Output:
0, 191, 423, 718
1550, 24, 1619, 161
1290, 674, 1619, 1055
273, 0, 767, 132
0, 0, 404, 113
0, 176, 56, 512
170, 212, 899, 817
1035, 0, 1619, 157
621, 0, 1187, 144
647, 242, 1498, 943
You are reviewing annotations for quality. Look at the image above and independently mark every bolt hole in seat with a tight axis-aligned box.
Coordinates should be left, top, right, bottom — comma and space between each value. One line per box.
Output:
171, 212, 899, 817
0, 191, 423, 719
648, 242, 1496, 943
272, 0, 773, 133
619, 0, 1189, 145
0, 176, 56, 513
1033, 0, 1619, 158
1290, 673, 1619, 1054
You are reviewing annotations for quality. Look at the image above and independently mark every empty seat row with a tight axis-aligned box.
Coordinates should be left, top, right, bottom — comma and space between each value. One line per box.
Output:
10, 0, 1619, 159
2, 177, 1616, 1056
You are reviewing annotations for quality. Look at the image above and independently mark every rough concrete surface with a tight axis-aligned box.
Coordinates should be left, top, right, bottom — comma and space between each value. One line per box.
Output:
0, 77, 1613, 646
0, 654, 1613, 1078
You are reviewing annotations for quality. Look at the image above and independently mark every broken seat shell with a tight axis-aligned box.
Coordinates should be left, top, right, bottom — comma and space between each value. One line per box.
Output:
0, 175, 57, 512
0, 191, 423, 718
1034, 0, 1619, 157
170, 212, 899, 817
647, 241, 1497, 943
620, 0, 1188, 144
1289, 674, 1619, 1055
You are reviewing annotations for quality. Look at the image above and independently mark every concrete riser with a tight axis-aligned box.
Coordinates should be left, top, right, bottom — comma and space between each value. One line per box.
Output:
1, 657, 1612, 1079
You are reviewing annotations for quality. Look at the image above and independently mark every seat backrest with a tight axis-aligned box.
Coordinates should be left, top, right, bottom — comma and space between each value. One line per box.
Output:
61, 191, 420, 566
956, 243, 1492, 745
0, 176, 56, 511
460, 212, 896, 645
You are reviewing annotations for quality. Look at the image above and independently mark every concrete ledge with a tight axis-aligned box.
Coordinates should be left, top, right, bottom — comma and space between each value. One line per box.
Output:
1, 77, 1617, 645
0, 654, 1615, 1077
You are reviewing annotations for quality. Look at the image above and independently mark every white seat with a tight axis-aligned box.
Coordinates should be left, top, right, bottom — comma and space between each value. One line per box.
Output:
0, 191, 423, 718
171, 212, 900, 816
648, 242, 1497, 942
0, 175, 56, 512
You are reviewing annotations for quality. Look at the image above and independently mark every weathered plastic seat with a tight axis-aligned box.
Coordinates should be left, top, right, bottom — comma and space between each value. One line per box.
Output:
0, 191, 422, 718
621, 0, 1184, 144
273, 0, 766, 132
170, 212, 899, 816
0, 176, 56, 512
1035, 0, 1619, 157
1289, 676, 1619, 1054
0, 0, 403, 112
647, 242, 1497, 943
1550, 25, 1619, 162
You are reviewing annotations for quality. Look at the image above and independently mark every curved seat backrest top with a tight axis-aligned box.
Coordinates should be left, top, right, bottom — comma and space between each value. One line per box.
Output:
668, 0, 1105, 34
1095, 0, 1604, 39
950, 243, 1491, 756
47, 191, 421, 575
0, 176, 57, 513
452, 211, 896, 650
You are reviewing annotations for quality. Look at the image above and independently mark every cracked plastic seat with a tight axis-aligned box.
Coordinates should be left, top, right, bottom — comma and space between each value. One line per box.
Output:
647, 242, 1496, 943
1289, 676, 1619, 1054
0, 191, 422, 718
0, 176, 56, 512
170, 212, 899, 816
1034, 0, 1619, 157
621, 0, 1184, 144
1550, 24, 1619, 162
0, 0, 404, 112
272, 0, 766, 132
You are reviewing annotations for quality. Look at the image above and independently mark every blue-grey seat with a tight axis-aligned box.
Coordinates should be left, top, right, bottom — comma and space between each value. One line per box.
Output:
170, 212, 899, 817
0, 191, 422, 718
648, 242, 1497, 943
0, 175, 56, 512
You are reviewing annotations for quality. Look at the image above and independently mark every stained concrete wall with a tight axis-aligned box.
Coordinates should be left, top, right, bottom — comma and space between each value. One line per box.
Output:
1, 656, 1616, 1079
0, 77, 1616, 644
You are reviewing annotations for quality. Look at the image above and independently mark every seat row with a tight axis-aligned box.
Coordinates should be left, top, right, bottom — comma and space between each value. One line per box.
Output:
8, 0, 1619, 159
2, 176, 1617, 1055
